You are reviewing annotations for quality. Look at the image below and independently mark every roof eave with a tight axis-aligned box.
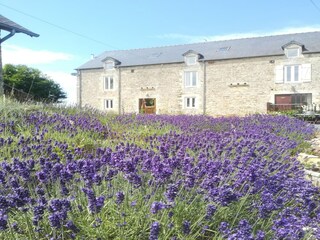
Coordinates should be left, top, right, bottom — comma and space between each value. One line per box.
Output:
0, 26, 39, 38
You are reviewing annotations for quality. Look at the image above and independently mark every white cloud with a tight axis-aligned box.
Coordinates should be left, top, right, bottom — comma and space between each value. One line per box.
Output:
1, 44, 77, 105
157, 26, 320, 43
2, 44, 73, 65
45, 71, 77, 105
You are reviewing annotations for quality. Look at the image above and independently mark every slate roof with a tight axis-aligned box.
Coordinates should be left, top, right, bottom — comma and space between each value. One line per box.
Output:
77, 31, 320, 70
0, 14, 39, 37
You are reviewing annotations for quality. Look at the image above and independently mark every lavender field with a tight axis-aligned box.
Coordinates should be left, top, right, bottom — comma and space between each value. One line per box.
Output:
0, 104, 319, 239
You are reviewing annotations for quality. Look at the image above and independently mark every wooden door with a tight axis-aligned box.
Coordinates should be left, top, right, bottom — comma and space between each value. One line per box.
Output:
139, 98, 156, 114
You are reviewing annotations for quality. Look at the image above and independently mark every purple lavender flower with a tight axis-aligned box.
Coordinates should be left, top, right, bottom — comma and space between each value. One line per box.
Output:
150, 201, 166, 214
168, 222, 174, 229
219, 222, 230, 236
205, 204, 216, 220
48, 198, 71, 228
131, 201, 137, 207
33, 204, 46, 226
182, 220, 191, 235
0, 196, 8, 210
92, 218, 102, 228
229, 219, 254, 239
11, 222, 19, 232
48, 213, 61, 228
149, 221, 160, 240
35, 186, 45, 196
96, 196, 105, 213
0, 211, 8, 230
93, 174, 102, 185
36, 171, 48, 183
116, 191, 124, 205
65, 220, 79, 233
255, 230, 265, 240
201, 225, 209, 234
83, 188, 105, 214
165, 183, 179, 202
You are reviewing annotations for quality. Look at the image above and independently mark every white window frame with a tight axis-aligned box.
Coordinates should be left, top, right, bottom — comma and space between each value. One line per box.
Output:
184, 71, 198, 87
185, 55, 197, 65
284, 65, 300, 83
104, 76, 114, 90
285, 48, 300, 58
105, 61, 115, 70
104, 99, 114, 109
185, 97, 196, 108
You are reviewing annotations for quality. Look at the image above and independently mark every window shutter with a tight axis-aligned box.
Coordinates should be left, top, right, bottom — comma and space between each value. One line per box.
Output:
185, 72, 190, 86
301, 64, 311, 82
104, 77, 108, 89
110, 77, 114, 89
274, 65, 284, 83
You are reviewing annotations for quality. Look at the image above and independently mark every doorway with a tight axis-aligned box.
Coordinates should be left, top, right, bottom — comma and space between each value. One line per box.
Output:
139, 98, 156, 114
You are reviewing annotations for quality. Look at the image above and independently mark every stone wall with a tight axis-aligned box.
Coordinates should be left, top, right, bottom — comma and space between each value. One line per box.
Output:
78, 53, 320, 116
205, 56, 274, 116
80, 68, 119, 113
120, 63, 182, 114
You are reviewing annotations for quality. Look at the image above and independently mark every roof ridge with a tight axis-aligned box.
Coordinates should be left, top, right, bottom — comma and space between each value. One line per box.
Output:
218, 31, 320, 42
99, 31, 320, 54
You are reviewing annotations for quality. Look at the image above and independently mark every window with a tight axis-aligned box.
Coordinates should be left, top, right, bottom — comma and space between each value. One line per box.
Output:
275, 93, 312, 110
292, 93, 312, 106
184, 71, 198, 87
286, 48, 300, 58
185, 97, 196, 108
104, 76, 114, 90
284, 65, 300, 82
274, 64, 311, 83
104, 99, 113, 109
105, 61, 114, 70
185, 55, 197, 65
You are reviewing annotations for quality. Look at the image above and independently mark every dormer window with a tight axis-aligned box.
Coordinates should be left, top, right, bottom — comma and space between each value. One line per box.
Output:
183, 50, 203, 66
286, 48, 300, 58
282, 41, 305, 59
102, 57, 121, 70
105, 61, 115, 70
185, 55, 197, 65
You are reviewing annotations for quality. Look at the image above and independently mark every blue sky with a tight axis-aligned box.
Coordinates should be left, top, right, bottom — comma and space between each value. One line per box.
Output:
1, 0, 320, 104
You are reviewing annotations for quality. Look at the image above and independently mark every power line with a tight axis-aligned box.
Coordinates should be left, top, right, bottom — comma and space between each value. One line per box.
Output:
0, 2, 120, 50
310, 0, 320, 13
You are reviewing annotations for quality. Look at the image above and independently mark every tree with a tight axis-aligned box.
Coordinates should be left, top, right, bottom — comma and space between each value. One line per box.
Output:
3, 64, 66, 102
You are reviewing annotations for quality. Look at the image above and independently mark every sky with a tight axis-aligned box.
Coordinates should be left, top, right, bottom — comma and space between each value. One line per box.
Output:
1, 0, 320, 104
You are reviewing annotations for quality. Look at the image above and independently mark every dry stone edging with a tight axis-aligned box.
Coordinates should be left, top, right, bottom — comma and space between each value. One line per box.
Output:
298, 130, 320, 186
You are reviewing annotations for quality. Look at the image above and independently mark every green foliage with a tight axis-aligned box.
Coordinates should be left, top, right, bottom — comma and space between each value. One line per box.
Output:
3, 64, 66, 102
268, 109, 300, 116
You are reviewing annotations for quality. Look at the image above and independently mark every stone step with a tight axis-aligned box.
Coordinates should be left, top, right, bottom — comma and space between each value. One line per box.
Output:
305, 170, 320, 187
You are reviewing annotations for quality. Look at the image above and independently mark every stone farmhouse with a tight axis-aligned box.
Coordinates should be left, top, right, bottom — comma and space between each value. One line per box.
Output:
76, 31, 320, 116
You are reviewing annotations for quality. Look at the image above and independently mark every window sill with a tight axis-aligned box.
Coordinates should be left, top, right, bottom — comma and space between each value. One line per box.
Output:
283, 81, 303, 84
